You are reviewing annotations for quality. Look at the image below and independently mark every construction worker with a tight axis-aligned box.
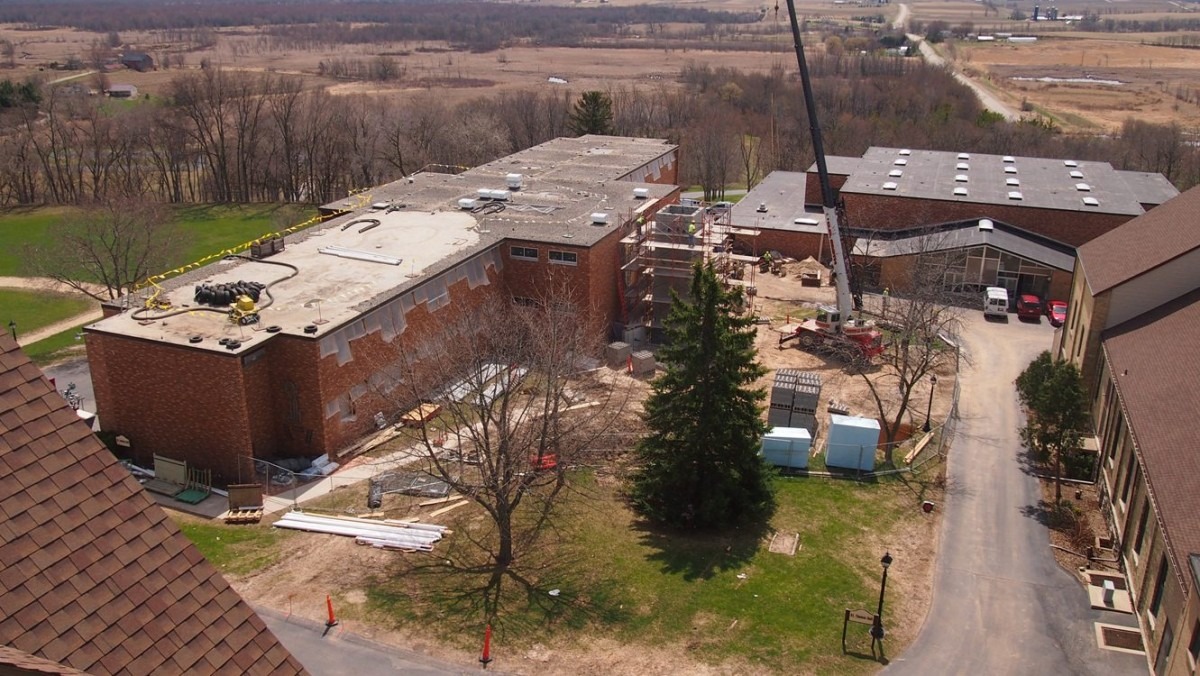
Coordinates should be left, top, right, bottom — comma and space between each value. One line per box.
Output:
636, 215, 645, 236
687, 220, 697, 246
760, 250, 772, 272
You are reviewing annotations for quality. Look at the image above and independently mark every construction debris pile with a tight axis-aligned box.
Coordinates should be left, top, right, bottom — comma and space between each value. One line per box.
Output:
274, 511, 448, 552
194, 280, 267, 306
781, 257, 829, 284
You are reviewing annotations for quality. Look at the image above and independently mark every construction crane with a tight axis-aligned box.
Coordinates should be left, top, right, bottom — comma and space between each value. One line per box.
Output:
777, 2, 884, 361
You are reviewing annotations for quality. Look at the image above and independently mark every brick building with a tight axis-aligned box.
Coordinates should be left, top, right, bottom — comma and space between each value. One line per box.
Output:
85, 136, 678, 482
1055, 185, 1200, 675
731, 148, 1177, 300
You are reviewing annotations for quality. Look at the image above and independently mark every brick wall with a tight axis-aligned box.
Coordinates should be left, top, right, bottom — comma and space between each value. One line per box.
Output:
756, 229, 826, 262
85, 333, 253, 483
804, 172, 851, 207
843, 193, 1133, 247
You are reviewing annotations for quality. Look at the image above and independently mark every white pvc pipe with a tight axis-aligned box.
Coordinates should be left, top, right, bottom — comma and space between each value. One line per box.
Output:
281, 513, 443, 539
275, 519, 439, 546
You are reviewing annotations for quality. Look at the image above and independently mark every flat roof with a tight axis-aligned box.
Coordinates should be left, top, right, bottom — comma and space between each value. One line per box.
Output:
90, 137, 677, 353
1118, 170, 1180, 206
805, 156, 862, 176
729, 171, 827, 234
839, 147, 1170, 216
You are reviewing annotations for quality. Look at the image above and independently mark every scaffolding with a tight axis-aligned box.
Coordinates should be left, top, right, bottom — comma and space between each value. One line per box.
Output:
618, 202, 760, 342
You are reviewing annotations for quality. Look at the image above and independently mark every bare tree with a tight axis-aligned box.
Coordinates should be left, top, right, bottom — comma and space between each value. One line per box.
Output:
24, 200, 187, 300
387, 288, 630, 571
849, 232, 964, 465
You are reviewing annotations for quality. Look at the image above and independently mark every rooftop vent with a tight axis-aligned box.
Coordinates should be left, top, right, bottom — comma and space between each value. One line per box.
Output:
1003, 156, 1016, 163
458, 198, 477, 210
794, 217, 820, 225
1075, 183, 1092, 192
633, 187, 650, 199
1006, 178, 1020, 186
1005, 166, 1018, 174
899, 149, 912, 156
489, 189, 511, 201
888, 169, 903, 178
893, 159, 908, 166
955, 174, 969, 183
1082, 196, 1100, 206
953, 187, 968, 196
979, 218, 994, 231
956, 162, 970, 171
1069, 171, 1084, 179
757, 202, 768, 213
1064, 160, 1079, 167
1008, 191, 1024, 201
476, 188, 493, 200
590, 212, 609, 225
882, 181, 898, 191
506, 173, 523, 190
957, 153, 970, 160
370, 202, 390, 210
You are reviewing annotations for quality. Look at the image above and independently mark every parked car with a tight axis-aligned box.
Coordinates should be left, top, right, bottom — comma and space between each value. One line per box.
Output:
1016, 294, 1043, 321
1045, 300, 1067, 327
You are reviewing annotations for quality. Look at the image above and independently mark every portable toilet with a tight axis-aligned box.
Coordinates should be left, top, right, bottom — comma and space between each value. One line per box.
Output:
761, 427, 812, 469
825, 414, 881, 471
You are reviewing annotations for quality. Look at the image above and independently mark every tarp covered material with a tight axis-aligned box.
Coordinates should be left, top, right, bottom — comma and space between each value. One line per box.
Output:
761, 427, 813, 469
825, 414, 881, 471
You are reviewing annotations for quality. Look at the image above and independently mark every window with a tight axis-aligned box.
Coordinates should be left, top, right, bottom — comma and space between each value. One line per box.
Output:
510, 246, 538, 261
1121, 459, 1139, 507
1133, 500, 1150, 558
1156, 619, 1174, 676
549, 250, 578, 265
1148, 555, 1169, 619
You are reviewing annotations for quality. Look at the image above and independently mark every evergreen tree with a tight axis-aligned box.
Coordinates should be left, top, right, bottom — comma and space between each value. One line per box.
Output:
631, 263, 775, 530
1015, 351, 1089, 504
568, 90, 614, 136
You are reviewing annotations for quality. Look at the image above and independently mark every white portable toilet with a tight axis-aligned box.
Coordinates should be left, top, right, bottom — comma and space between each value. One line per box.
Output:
761, 427, 812, 469
825, 414, 881, 471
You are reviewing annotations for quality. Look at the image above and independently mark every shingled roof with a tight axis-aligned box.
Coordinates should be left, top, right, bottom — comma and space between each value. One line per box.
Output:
0, 336, 306, 675
1079, 184, 1200, 294
1102, 288, 1200, 594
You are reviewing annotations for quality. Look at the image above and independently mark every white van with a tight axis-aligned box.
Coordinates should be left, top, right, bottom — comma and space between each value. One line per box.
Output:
984, 286, 1009, 317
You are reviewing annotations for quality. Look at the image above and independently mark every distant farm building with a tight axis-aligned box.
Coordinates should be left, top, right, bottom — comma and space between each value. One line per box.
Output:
119, 51, 154, 72
106, 84, 138, 98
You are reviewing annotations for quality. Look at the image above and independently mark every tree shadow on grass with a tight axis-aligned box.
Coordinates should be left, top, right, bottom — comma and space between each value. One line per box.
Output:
631, 517, 769, 582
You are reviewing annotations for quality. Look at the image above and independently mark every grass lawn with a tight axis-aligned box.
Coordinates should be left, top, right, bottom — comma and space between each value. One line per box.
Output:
346, 468, 938, 673
0, 289, 94, 334
21, 321, 90, 365
0, 204, 317, 278
173, 515, 292, 577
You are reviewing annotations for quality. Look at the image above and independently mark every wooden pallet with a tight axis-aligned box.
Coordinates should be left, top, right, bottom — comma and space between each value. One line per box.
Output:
224, 509, 263, 524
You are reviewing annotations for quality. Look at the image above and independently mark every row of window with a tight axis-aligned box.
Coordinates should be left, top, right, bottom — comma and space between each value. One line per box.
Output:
510, 246, 578, 265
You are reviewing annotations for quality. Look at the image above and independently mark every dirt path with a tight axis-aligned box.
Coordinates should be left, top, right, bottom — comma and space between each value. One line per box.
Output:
907, 34, 1020, 122
0, 276, 107, 345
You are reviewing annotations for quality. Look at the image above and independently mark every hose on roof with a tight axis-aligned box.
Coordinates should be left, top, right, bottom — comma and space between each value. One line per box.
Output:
130, 256, 300, 322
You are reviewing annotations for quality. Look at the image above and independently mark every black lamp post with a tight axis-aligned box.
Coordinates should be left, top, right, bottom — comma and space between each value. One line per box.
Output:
870, 551, 893, 645
7, 320, 15, 341
922, 375, 938, 433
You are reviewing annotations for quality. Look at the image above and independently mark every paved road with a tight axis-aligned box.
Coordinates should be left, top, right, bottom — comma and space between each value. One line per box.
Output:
886, 314, 1145, 675
258, 606, 472, 675
44, 358, 96, 415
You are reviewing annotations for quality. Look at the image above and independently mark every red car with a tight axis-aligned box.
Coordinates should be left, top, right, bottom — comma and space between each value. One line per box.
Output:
1045, 300, 1067, 327
1016, 294, 1043, 321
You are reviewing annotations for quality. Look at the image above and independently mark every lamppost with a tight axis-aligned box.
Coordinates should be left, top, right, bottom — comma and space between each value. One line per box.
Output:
7, 320, 15, 341
870, 551, 893, 648
922, 374, 938, 433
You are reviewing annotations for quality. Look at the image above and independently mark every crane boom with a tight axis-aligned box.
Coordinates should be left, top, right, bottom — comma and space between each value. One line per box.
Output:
782, 0, 855, 324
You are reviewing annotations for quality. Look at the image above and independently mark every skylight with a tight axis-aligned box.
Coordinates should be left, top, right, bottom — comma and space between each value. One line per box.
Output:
899, 149, 912, 156
955, 174, 969, 183
1004, 166, 1018, 174
1069, 170, 1084, 179
957, 153, 970, 160
953, 187, 968, 196
888, 169, 903, 177
1006, 178, 1020, 186
1082, 197, 1100, 206
1075, 183, 1091, 192
956, 162, 970, 171
1003, 156, 1016, 163
1064, 160, 1079, 167
882, 182, 898, 191
894, 159, 908, 166
1008, 191, 1024, 200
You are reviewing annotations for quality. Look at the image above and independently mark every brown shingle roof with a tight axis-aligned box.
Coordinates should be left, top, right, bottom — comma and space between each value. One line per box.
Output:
0, 644, 90, 675
1102, 288, 1200, 593
0, 336, 306, 676
1079, 184, 1200, 294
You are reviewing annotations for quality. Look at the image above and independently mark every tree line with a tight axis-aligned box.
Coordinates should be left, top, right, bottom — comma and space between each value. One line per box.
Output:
0, 56, 1196, 208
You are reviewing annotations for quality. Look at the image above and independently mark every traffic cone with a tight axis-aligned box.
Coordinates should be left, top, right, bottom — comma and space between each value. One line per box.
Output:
480, 624, 493, 668
627, 354, 633, 374
325, 594, 338, 628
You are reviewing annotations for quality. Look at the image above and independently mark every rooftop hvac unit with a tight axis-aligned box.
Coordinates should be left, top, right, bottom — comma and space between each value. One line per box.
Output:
899, 149, 911, 156
458, 198, 477, 210
794, 217, 820, 225
978, 218, 994, 231
590, 212, 609, 225
489, 189, 511, 201
633, 187, 650, 199
477, 188, 493, 200
506, 173, 523, 190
